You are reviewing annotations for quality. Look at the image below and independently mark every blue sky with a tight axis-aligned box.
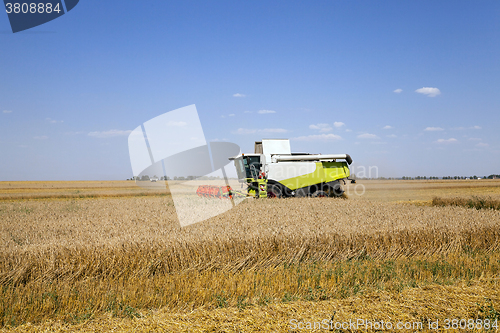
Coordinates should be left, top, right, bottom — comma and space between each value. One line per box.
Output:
0, 1, 499, 180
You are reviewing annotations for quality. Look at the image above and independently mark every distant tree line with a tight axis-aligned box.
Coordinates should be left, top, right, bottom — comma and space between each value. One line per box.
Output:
400, 175, 499, 180
127, 174, 499, 181
127, 175, 226, 181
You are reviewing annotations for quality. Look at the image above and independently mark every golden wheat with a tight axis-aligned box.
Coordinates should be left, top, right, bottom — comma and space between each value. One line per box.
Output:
432, 196, 500, 210
1, 193, 500, 329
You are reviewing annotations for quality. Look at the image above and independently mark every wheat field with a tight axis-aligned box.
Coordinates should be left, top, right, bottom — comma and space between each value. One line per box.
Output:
1, 180, 500, 332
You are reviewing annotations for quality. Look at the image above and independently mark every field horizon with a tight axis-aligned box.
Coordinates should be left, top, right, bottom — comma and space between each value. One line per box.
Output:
1, 179, 500, 202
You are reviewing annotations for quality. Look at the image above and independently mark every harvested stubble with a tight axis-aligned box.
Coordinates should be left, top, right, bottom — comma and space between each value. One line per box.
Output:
1, 197, 500, 329
2, 283, 499, 332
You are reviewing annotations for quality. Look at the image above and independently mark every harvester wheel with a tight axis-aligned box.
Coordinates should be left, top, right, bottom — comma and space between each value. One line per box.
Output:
323, 182, 344, 197
312, 190, 327, 198
267, 184, 282, 198
330, 183, 344, 197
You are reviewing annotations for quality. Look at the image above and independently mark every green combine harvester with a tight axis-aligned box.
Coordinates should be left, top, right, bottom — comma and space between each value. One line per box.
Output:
229, 139, 354, 198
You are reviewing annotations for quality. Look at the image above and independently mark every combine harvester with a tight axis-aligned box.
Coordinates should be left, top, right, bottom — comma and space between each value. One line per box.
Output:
229, 139, 354, 198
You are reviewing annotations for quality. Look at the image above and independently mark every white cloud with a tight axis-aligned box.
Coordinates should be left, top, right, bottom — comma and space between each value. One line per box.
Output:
387, 134, 397, 138
34, 135, 48, 140
88, 129, 132, 138
261, 128, 287, 133
424, 127, 444, 131
65, 131, 86, 135
46, 118, 63, 124
415, 87, 441, 97
452, 125, 481, 130
293, 134, 342, 141
345, 129, 352, 132
3, 110, 12, 114
393, 89, 403, 93
357, 133, 379, 139
233, 93, 246, 97
333, 122, 345, 128
383, 125, 393, 130
436, 138, 458, 144
309, 123, 332, 132
232, 128, 287, 135
167, 121, 187, 127
258, 110, 276, 114
233, 128, 256, 135
476, 142, 489, 147
228, 114, 235, 117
